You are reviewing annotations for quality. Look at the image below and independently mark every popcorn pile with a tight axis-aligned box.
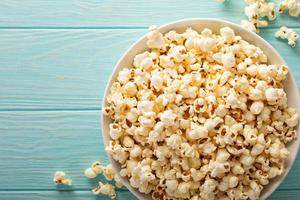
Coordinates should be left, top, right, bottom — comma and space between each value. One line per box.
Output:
104, 26, 299, 200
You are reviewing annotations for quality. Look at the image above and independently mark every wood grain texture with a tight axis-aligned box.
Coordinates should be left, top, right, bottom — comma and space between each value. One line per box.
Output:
0, 191, 135, 200
0, 110, 299, 191
0, 28, 299, 110
0, 189, 299, 200
0, 0, 299, 28
1, 1, 300, 199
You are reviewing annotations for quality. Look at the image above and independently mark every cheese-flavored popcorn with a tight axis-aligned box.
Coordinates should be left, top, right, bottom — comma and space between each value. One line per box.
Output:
104, 26, 298, 200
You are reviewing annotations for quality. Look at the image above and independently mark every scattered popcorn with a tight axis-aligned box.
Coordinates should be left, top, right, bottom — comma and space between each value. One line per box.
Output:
241, 0, 276, 33
104, 26, 298, 200
92, 182, 116, 199
279, 0, 300, 17
275, 26, 299, 47
53, 171, 72, 186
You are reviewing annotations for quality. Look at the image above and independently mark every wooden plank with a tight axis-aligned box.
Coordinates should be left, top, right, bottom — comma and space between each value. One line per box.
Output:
0, 110, 299, 190
0, 110, 107, 190
0, 189, 299, 200
0, 0, 299, 28
0, 191, 136, 200
0, 29, 145, 110
0, 28, 300, 110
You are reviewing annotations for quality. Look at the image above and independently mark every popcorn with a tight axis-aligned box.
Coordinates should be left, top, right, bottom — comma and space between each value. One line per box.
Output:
146, 26, 166, 49
250, 101, 264, 115
109, 123, 122, 140
222, 53, 236, 69
53, 171, 72, 186
103, 164, 116, 181
285, 113, 299, 127
275, 26, 299, 47
123, 82, 137, 97
104, 26, 298, 200
220, 27, 236, 43
92, 182, 116, 199
166, 179, 178, 191
279, 0, 300, 17
241, 0, 275, 33
130, 144, 142, 158
84, 161, 103, 179
159, 110, 177, 127
187, 124, 208, 140
258, 2, 276, 20
84, 167, 97, 179
194, 37, 216, 52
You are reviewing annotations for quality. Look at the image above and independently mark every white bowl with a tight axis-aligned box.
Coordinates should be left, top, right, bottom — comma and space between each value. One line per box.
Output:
101, 18, 300, 200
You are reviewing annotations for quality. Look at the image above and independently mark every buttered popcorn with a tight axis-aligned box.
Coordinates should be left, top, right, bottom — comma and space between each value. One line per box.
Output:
104, 26, 298, 200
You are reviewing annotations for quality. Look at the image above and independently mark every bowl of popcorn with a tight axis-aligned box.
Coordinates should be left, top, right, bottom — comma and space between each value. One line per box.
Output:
102, 18, 300, 200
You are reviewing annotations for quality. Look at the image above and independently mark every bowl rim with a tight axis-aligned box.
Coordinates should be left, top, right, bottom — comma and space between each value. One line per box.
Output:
101, 18, 300, 200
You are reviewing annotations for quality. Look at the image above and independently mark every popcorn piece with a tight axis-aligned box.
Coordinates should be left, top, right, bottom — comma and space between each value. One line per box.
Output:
258, 2, 276, 20
240, 20, 264, 33
84, 161, 103, 179
194, 37, 216, 52
187, 124, 208, 140
250, 101, 264, 115
286, 113, 299, 127
103, 165, 116, 181
92, 182, 116, 199
84, 168, 97, 179
222, 53, 236, 69
53, 171, 72, 186
160, 110, 177, 127
109, 123, 122, 140
220, 27, 236, 43
147, 25, 166, 49
279, 0, 300, 17
275, 26, 299, 47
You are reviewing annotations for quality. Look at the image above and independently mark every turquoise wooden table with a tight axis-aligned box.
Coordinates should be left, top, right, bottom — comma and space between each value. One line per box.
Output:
0, 1, 299, 199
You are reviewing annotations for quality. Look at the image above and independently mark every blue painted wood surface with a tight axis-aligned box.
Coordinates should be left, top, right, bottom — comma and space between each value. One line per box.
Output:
0, 1, 299, 199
